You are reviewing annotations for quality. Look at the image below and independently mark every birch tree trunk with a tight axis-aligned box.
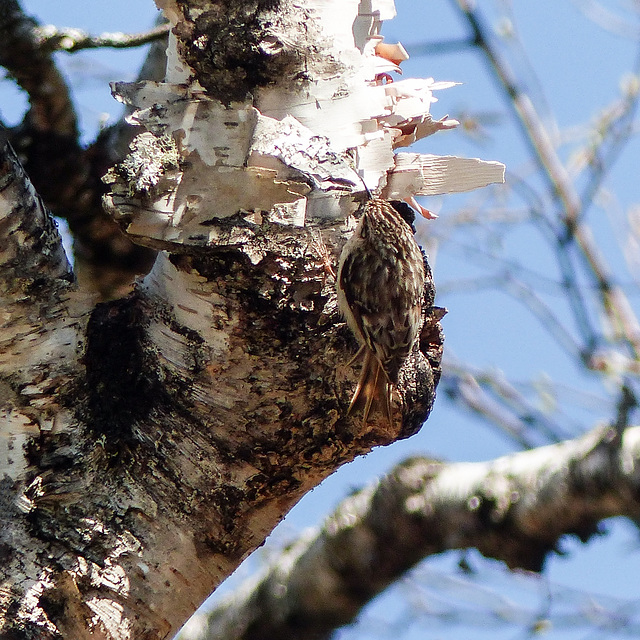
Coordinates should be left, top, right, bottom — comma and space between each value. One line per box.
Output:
0, 1, 504, 638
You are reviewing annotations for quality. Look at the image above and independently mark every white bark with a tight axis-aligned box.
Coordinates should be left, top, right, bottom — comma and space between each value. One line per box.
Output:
0, 1, 503, 638
0, 143, 86, 481
183, 425, 640, 640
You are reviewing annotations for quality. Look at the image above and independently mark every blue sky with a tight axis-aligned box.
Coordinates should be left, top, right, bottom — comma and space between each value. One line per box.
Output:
4, 1, 640, 638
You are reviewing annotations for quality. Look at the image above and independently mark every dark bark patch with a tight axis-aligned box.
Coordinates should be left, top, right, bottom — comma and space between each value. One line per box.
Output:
174, 0, 299, 104
83, 294, 167, 452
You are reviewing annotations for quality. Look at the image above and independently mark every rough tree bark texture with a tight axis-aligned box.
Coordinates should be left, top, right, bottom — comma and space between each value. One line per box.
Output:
0, 0, 157, 301
183, 424, 640, 640
0, 0, 504, 638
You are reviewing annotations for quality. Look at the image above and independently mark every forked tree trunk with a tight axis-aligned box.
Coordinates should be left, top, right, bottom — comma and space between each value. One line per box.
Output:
0, 1, 503, 638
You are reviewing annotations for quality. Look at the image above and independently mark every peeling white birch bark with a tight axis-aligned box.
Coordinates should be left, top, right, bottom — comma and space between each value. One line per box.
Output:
0, 2, 503, 638
384, 152, 507, 197
105, 0, 505, 254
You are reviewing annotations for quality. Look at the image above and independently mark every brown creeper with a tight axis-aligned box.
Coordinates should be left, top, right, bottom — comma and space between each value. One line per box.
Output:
337, 198, 426, 426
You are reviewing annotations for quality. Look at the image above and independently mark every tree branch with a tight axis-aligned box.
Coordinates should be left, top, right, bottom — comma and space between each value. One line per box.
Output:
35, 22, 170, 52
440, 360, 571, 448
0, 0, 157, 300
0, 0, 77, 135
184, 424, 640, 640
452, 0, 640, 359
0, 133, 88, 489
0, 136, 72, 287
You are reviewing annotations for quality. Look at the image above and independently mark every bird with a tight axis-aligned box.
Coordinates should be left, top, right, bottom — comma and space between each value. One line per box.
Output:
337, 198, 426, 427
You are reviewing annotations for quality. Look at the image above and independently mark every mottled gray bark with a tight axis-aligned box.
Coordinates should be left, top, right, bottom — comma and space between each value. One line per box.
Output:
184, 424, 640, 640
0, 0, 156, 300
0, 0, 450, 637
0, 132, 442, 640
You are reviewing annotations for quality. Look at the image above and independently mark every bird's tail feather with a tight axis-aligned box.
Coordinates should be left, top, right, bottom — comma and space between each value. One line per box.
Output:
347, 349, 395, 427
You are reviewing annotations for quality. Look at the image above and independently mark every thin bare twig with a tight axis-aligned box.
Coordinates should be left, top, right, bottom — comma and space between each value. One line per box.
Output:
35, 22, 170, 53
570, 0, 640, 40
614, 382, 637, 436
503, 274, 587, 363
452, 0, 640, 359
441, 358, 576, 446
506, 173, 602, 353
406, 37, 475, 57
432, 231, 595, 361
